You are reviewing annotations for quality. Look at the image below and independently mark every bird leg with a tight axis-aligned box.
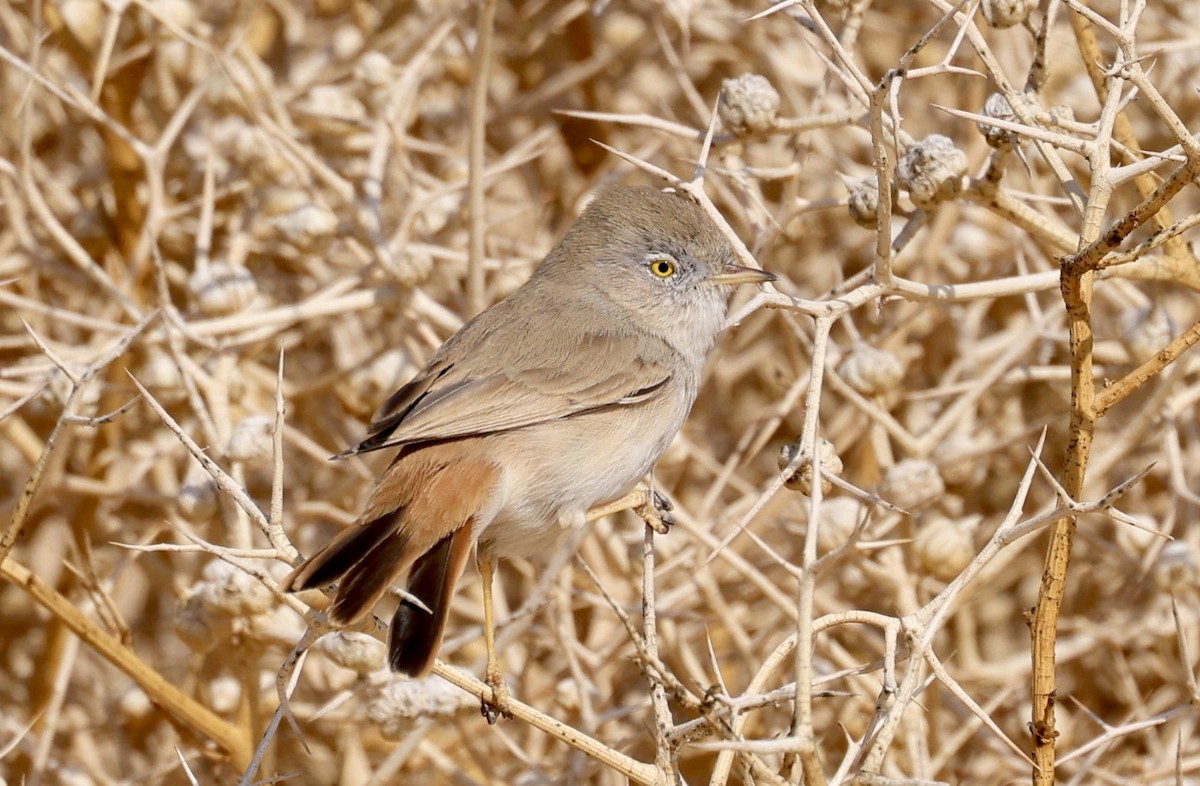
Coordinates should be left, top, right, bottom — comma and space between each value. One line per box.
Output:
586, 488, 674, 533
478, 553, 511, 724
637, 489, 675, 533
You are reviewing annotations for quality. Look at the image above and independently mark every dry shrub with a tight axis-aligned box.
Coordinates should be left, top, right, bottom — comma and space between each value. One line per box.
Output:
2, 1, 1199, 784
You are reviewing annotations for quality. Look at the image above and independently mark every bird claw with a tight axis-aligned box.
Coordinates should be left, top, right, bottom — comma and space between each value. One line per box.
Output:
481, 666, 512, 725
637, 490, 675, 534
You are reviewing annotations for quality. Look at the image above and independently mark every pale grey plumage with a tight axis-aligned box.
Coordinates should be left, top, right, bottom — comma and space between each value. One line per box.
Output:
285, 183, 774, 697
357, 185, 741, 454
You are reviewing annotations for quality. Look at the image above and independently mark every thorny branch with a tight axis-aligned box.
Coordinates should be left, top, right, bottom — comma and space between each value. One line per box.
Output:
3, 2, 1199, 785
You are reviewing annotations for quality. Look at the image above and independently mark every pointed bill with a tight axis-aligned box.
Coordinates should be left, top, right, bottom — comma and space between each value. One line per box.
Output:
709, 263, 776, 286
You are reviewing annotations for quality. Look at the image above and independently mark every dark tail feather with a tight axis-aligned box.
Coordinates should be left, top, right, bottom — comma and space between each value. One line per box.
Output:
389, 521, 475, 676
283, 510, 403, 592
328, 520, 416, 624
283, 509, 414, 625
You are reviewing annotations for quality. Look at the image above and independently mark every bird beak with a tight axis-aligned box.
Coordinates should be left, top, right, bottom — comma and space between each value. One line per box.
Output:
709, 263, 777, 287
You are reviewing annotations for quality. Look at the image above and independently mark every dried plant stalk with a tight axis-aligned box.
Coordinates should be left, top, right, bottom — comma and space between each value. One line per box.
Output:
2, 2, 1200, 784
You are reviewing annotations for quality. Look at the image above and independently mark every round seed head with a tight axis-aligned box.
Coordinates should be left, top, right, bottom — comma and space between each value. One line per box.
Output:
718, 74, 781, 135
897, 135, 968, 210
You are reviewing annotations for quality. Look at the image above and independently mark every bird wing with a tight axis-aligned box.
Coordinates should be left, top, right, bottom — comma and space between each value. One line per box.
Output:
351, 300, 675, 454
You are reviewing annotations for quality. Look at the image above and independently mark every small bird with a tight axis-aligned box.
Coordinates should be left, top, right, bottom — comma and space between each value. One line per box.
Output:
284, 184, 774, 720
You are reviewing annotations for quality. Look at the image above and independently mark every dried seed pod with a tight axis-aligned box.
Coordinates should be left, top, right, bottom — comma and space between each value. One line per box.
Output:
365, 675, 471, 738
188, 263, 258, 316
208, 676, 242, 714
718, 74, 781, 135
158, 44, 195, 87
1046, 104, 1075, 126
600, 11, 645, 47
231, 125, 298, 186
178, 468, 219, 523
913, 514, 977, 581
195, 559, 274, 617
174, 592, 228, 653
274, 203, 338, 251
879, 458, 945, 511
182, 118, 237, 180
356, 55, 394, 114
835, 561, 871, 599
226, 414, 275, 467
932, 435, 982, 487
117, 687, 153, 724
320, 632, 386, 674
896, 135, 968, 210
554, 678, 582, 711
383, 247, 435, 289
982, 0, 1036, 28
814, 497, 865, 554
978, 92, 1017, 151
174, 566, 275, 653
355, 51, 393, 88
294, 84, 367, 135
258, 186, 309, 218
331, 24, 364, 60
843, 174, 882, 229
840, 343, 904, 397
139, 346, 182, 394
779, 438, 844, 496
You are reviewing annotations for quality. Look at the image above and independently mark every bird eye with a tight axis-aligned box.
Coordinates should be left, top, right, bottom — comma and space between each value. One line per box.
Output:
648, 256, 677, 279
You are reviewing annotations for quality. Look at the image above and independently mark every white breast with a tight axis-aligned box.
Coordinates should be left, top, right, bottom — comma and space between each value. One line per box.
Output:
475, 383, 693, 559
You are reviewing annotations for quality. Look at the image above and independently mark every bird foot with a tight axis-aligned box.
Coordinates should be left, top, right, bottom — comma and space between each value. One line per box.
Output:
481, 664, 512, 725
637, 490, 675, 534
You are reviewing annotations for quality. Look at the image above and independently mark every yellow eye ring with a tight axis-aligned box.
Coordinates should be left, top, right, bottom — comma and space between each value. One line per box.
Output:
648, 257, 677, 278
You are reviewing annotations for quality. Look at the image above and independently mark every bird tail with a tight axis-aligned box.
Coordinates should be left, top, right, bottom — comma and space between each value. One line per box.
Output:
282, 508, 418, 625
283, 511, 477, 677
388, 521, 475, 676
284, 447, 498, 675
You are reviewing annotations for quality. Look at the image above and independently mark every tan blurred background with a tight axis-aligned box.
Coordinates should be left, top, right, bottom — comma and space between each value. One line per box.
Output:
2, 1, 1199, 784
